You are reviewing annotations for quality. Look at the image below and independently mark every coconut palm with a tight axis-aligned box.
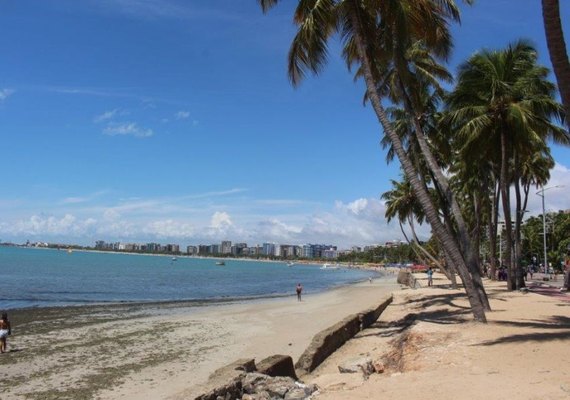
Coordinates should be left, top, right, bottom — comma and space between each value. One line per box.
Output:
259, 0, 488, 321
447, 40, 568, 290
541, 0, 570, 125
382, 177, 457, 286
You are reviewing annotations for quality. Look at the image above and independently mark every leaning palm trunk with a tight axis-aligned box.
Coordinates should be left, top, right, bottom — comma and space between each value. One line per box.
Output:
397, 81, 489, 308
542, 0, 570, 125
349, 12, 486, 322
398, 221, 430, 266
398, 81, 489, 309
408, 215, 457, 287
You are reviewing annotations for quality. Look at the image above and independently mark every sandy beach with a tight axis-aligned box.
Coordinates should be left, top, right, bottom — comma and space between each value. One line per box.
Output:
306, 273, 570, 400
0, 276, 399, 399
2, 271, 569, 400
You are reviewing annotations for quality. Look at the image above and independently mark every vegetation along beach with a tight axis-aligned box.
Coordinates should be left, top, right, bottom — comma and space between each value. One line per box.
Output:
1, 1, 570, 399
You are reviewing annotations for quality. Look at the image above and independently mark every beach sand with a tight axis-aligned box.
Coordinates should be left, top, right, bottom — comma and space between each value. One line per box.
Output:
3, 272, 569, 400
0, 276, 399, 399
306, 273, 570, 400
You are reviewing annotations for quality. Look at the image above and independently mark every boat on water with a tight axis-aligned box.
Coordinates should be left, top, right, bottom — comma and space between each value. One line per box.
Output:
321, 263, 339, 270
172, 257, 178, 261
215, 261, 225, 266
287, 262, 295, 267
67, 249, 73, 254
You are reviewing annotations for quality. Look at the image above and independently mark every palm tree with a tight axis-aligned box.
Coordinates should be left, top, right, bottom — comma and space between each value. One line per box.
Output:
382, 177, 457, 287
541, 0, 570, 125
259, 0, 488, 321
447, 40, 568, 290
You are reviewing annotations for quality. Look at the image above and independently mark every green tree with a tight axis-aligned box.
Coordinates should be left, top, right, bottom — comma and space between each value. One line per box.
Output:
447, 40, 567, 290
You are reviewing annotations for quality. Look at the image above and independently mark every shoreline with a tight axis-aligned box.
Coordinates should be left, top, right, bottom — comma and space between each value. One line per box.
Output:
0, 276, 400, 399
2, 268, 388, 312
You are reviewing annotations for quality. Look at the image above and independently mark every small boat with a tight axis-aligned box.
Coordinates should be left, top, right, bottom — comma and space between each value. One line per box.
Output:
172, 257, 178, 261
287, 262, 295, 267
67, 249, 73, 254
320, 263, 330, 269
215, 261, 225, 266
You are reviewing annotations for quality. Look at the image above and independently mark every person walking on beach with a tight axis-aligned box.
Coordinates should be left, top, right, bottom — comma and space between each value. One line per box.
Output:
296, 283, 303, 302
427, 267, 434, 287
0, 312, 11, 353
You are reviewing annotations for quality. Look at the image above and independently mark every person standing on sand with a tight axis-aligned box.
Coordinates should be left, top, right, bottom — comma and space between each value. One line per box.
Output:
561, 262, 570, 292
0, 312, 11, 353
296, 283, 303, 302
427, 267, 434, 287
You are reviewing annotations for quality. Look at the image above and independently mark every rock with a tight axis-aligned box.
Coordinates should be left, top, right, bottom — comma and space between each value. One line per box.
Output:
257, 355, 298, 380
373, 360, 385, 373
242, 392, 271, 400
284, 388, 308, 400
242, 373, 271, 394
302, 383, 319, 395
265, 376, 296, 398
243, 373, 299, 398
338, 357, 374, 376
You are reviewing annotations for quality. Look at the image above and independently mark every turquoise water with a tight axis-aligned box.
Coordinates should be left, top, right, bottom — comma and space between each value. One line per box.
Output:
0, 246, 379, 310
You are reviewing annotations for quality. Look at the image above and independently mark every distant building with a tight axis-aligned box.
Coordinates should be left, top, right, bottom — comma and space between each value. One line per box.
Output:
232, 243, 247, 256
187, 246, 198, 255
262, 243, 275, 256
322, 249, 338, 259
221, 241, 232, 254
146, 243, 162, 252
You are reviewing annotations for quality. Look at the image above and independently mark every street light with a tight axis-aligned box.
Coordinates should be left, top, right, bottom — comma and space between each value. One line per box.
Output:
536, 185, 564, 275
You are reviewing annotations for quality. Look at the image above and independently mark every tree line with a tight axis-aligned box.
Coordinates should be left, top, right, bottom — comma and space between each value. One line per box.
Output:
259, 0, 569, 322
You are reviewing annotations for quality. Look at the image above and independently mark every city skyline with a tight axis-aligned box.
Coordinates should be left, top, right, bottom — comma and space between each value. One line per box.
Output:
1, 1, 569, 248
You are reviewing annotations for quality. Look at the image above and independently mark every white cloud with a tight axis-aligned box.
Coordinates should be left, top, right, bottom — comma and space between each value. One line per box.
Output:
0, 89, 15, 101
103, 122, 153, 138
175, 110, 190, 120
0, 214, 97, 237
211, 211, 233, 228
142, 219, 195, 238
62, 197, 89, 204
94, 109, 120, 123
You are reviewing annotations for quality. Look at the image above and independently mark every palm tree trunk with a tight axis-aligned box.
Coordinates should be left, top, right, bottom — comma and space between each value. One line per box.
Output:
487, 189, 498, 280
513, 158, 526, 289
407, 215, 456, 286
500, 131, 515, 290
398, 81, 489, 309
542, 0, 570, 125
399, 220, 429, 266
349, 8, 486, 322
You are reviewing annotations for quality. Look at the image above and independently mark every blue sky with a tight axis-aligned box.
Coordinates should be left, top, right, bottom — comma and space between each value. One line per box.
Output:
0, 0, 569, 248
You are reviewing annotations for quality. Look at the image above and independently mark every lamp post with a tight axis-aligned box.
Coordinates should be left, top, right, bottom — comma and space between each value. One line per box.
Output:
536, 185, 564, 277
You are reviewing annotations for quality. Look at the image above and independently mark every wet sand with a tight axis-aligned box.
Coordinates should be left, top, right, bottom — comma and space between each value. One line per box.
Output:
0, 276, 398, 399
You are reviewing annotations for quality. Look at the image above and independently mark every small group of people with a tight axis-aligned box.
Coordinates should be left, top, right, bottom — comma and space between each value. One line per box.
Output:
0, 312, 11, 353
497, 267, 508, 281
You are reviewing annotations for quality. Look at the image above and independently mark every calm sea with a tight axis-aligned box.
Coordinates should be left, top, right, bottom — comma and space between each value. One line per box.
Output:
0, 246, 380, 310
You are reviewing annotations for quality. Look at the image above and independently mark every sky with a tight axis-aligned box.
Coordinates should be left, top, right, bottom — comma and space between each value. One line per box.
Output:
0, 0, 569, 248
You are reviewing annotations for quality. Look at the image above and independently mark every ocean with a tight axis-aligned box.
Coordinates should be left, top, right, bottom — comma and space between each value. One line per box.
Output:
0, 246, 379, 310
